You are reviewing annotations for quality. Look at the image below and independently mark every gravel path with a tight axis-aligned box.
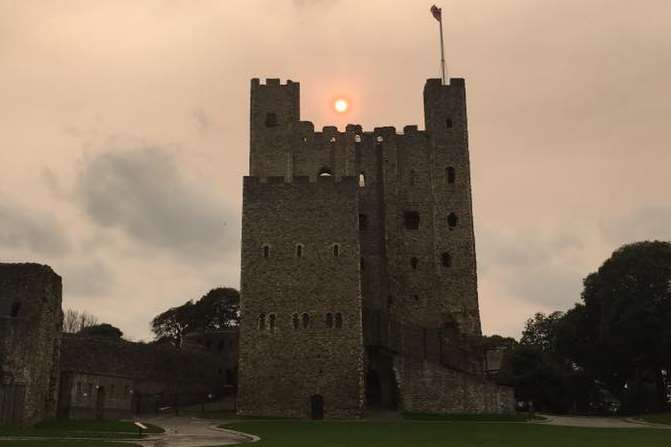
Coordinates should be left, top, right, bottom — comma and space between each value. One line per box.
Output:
539, 414, 671, 429
136, 416, 257, 447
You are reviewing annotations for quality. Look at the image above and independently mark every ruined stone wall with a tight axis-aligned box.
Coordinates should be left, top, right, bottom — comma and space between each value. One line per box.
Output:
395, 357, 514, 414
0, 263, 63, 425
238, 176, 365, 418
59, 371, 134, 420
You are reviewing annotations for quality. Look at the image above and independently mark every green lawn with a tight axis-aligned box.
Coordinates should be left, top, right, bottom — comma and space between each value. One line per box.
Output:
638, 413, 671, 425
0, 419, 162, 440
225, 421, 671, 447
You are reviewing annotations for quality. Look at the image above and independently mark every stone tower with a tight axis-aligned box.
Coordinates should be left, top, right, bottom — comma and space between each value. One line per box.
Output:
237, 78, 513, 418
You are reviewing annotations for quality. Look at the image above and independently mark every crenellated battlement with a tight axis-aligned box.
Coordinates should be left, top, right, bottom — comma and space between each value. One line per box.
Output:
251, 78, 299, 88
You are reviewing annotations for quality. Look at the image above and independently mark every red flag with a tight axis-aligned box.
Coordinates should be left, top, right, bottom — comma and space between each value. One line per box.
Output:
431, 5, 441, 22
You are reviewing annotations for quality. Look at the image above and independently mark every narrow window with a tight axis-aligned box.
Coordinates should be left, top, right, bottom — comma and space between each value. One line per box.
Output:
318, 167, 333, 176
447, 212, 458, 229
330, 136, 336, 144
359, 214, 368, 231
302, 136, 308, 143
302, 313, 310, 328
441, 252, 452, 267
269, 314, 276, 331
413, 295, 419, 302
355, 134, 362, 143
335, 313, 343, 329
292, 313, 299, 330
258, 313, 266, 330
376, 136, 384, 143
296, 244, 303, 258
360, 257, 365, 270
326, 313, 334, 328
333, 244, 340, 257
409, 169, 416, 186
403, 211, 420, 230
410, 257, 419, 270
262, 245, 270, 258
10, 302, 21, 317
447, 166, 456, 184
446, 117, 453, 128
359, 172, 366, 187
265, 112, 278, 127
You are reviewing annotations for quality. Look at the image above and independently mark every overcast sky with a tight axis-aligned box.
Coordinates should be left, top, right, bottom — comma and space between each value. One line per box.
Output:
2, 0, 670, 341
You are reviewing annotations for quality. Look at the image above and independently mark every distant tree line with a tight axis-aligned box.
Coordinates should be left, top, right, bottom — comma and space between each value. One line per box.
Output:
491, 241, 671, 414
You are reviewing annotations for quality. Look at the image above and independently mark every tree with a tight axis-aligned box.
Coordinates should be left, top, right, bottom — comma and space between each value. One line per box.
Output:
577, 241, 671, 412
151, 287, 240, 347
79, 323, 123, 340
63, 309, 99, 333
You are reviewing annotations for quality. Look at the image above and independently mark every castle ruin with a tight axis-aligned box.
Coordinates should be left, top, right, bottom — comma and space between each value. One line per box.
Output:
237, 77, 513, 418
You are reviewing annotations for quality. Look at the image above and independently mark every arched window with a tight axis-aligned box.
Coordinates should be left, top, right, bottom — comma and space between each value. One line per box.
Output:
446, 117, 453, 128
292, 313, 299, 330
376, 135, 384, 143
302, 313, 310, 328
258, 314, 266, 330
333, 244, 340, 257
318, 167, 333, 176
269, 313, 276, 331
410, 257, 419, 270
359, 172, 366, 187
441, 252, 452, 268
447, 166, 456, 184
265, 112, 278, 127
326, 313, 334, 328
355, 134, 362, 143
335, 313, 343, 329
447, 212, 458, 229
10, 302, 21, 318
262, 244, 270, 258
329, 136, 336, 144
296, 244, 303, 258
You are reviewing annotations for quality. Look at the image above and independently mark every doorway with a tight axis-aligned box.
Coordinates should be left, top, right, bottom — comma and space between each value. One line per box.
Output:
95, 386, 105, 420
310, 394, 324, 420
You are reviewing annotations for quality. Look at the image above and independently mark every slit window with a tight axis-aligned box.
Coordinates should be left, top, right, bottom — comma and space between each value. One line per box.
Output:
441, 252, 452, 268
447, 212, 458, 229
446, 117, 453, 128
292, 313, 299, 330
335, 313, 343, 329
403, 211, 420, 230
269, 313, 276, 331
10, 302, 21, 317
302, 313, 310, 328
333, 244, 340, 257
409, 169, 416, 186
265, 113, 278, 127
359, 214, 368, 231
447, 166, 456, 184
296, 244, 303, 258
410, 257, 419, 270
262, 245, 270, 258
359, 172, 366, 187
360, 257, 365, 270
258, 314, 266, 330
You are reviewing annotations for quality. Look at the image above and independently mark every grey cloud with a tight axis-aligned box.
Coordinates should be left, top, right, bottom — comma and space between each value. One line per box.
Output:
192, 108, 211, 133
0, 198, 70, 255
601, 206, 671, 246
77, 146, 236, 259
61, 258, 116, 298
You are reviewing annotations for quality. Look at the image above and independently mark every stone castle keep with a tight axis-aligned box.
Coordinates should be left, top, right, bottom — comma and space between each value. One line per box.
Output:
238, 77, 514, 418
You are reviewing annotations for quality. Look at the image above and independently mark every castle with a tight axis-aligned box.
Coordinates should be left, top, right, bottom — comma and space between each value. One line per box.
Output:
237, 77, 513, 418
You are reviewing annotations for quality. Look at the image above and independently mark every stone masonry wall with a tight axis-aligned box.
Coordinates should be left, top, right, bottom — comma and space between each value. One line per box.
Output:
238, 176, 365, 418
395, 356, 514, 414
0, 263, 63, 425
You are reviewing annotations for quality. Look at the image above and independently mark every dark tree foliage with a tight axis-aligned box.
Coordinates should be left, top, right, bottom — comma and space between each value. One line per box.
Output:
151, 287, 240, 347
78, 323, 123, 340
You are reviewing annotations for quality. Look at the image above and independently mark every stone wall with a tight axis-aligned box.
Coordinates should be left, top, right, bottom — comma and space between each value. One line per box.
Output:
395, 357, 514, 414
238, 176, 365, 418
0, 263, 63, 425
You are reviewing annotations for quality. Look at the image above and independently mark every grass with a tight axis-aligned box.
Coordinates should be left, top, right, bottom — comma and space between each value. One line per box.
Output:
402, 412, 533, 422
224, 420, 671, 447
638, 413, 671, 425
0, 419, 163, 440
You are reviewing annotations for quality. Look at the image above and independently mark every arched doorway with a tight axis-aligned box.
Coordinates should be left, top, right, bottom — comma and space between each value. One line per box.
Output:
366, 370, 381, 407
310, 394, 324, 420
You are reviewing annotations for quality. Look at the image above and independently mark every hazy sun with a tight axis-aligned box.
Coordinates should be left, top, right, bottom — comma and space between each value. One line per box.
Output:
334, 98, 349, 113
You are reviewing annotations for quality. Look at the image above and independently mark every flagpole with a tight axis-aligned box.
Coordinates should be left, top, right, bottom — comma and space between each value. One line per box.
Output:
438, 13, 446, 85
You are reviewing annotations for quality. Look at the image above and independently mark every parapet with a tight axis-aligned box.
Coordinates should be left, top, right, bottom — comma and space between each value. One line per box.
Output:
251, 78, 300, 90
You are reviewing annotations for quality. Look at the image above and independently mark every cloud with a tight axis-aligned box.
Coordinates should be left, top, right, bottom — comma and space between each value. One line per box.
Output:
61, 258, 116, 297
601, 206, 671, 247
76, 146, 237, 259
192, 108, 211, 133
0, 197, 70, 255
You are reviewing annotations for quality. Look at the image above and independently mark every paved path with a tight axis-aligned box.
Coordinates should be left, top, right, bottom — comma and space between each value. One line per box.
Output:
538, 414, 671, 429
136, 416, 257, 447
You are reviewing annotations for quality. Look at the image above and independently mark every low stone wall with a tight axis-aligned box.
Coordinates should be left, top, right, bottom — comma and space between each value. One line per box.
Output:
395, 357, 514, 414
